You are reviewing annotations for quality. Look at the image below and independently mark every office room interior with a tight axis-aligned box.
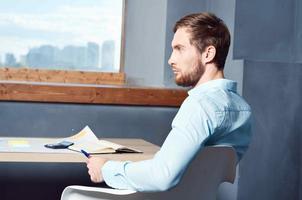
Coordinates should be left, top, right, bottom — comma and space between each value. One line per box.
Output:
0, 0, 301, 200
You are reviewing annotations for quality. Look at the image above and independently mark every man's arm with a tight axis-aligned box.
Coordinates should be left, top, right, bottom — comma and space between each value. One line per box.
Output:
86, 99, 214, 191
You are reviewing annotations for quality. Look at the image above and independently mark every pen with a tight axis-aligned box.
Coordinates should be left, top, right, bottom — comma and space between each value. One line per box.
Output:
81, 149, 90, 158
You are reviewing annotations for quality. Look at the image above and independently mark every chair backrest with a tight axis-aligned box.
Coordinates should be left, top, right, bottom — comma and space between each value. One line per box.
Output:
137, 146, 237, 200
61, 146, 237, 200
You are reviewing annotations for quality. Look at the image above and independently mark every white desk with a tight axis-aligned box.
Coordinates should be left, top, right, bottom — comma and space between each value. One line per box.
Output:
0, 137, 160, 163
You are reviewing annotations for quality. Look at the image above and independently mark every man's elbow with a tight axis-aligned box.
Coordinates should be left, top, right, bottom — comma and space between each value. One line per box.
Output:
154, 176, 180, 191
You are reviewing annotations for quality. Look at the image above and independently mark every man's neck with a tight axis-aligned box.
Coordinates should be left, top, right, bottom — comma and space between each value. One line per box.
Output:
195, 64, 224, 87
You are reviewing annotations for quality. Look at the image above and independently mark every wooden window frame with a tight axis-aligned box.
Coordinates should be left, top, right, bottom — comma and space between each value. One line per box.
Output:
0, 68, 125, 85
0, 81, 188, 107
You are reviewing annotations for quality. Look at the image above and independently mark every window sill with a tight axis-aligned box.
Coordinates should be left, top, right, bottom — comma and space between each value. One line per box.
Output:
0, 81, 188, 107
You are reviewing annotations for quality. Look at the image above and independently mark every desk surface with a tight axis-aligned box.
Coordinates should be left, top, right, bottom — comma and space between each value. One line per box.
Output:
0, 137, 160, 163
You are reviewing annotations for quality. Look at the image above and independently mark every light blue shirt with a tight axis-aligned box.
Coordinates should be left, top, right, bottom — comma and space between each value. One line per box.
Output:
102, 79, 252, 192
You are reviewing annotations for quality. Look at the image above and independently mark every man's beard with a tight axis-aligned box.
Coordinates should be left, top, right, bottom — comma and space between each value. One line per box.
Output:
175, 61, 205, 87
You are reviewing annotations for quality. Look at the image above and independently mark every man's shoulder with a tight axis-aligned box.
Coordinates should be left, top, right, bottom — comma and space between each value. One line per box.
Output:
189, 87, 251, 112
176, 94, 217, 121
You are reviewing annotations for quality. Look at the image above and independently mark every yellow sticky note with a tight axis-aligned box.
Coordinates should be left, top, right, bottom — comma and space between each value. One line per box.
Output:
8, 140, 30, 148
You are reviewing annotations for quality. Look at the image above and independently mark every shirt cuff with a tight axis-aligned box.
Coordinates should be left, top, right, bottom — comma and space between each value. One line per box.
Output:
102, 160, 134, 190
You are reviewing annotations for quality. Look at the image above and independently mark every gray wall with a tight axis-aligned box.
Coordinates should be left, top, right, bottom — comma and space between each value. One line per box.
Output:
234, 0, 302, 199
0, 102, 177, 146
234, 0, 302, 63
124, 0, 167, 86
239, 62, 301, 200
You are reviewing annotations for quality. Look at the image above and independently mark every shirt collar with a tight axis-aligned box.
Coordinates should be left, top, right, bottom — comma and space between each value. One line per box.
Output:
188, 79, 237, 96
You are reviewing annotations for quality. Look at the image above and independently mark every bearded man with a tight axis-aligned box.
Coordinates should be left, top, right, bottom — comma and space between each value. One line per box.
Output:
86, 12, 252, 192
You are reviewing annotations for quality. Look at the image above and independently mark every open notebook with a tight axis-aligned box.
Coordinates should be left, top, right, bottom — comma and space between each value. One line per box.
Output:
65, 126, 142, 154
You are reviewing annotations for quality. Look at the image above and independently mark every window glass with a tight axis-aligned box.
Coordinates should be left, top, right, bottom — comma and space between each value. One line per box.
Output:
0, 0, 124, 72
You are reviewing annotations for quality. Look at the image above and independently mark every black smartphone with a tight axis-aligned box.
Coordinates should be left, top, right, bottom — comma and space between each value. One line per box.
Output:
44, 141, 74, 149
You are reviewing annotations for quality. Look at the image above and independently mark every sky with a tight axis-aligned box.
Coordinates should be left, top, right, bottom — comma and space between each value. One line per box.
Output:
0, 0, 123, 68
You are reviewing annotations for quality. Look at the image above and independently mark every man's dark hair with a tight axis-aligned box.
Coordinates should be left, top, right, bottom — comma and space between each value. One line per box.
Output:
174, 12, 230, 70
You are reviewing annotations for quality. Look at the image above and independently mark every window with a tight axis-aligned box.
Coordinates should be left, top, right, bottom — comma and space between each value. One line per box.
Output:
0, 0, 187, 106
0, 0, 125, 85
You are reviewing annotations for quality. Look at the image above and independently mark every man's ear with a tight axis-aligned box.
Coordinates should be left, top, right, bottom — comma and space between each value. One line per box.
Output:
204, 45, 216, 64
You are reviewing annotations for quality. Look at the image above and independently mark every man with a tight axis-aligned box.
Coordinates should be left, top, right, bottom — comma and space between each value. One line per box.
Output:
86, 12, 252, 191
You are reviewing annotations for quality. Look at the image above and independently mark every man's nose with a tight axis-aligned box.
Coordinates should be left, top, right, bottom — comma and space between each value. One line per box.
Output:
168, 53, 174, 66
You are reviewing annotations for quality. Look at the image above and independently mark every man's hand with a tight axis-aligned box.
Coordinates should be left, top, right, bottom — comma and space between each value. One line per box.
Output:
86, 157, 108, 183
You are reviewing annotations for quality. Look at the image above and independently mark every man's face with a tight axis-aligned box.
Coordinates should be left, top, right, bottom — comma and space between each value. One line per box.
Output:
168, 28, 204, 87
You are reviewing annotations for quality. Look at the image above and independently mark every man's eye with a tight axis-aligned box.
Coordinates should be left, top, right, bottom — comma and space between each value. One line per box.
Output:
172, 46, 184, 52
176, 47, 182, 51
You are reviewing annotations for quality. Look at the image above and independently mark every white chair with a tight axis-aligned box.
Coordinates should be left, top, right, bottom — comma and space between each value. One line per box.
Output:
61, 146, 237, 200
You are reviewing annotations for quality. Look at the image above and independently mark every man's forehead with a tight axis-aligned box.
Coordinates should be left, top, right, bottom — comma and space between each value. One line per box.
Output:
171, 28, 192, 47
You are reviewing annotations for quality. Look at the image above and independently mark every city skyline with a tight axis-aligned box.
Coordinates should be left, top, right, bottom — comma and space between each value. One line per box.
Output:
0, 0, 123, 71
0, 40, 116, 72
